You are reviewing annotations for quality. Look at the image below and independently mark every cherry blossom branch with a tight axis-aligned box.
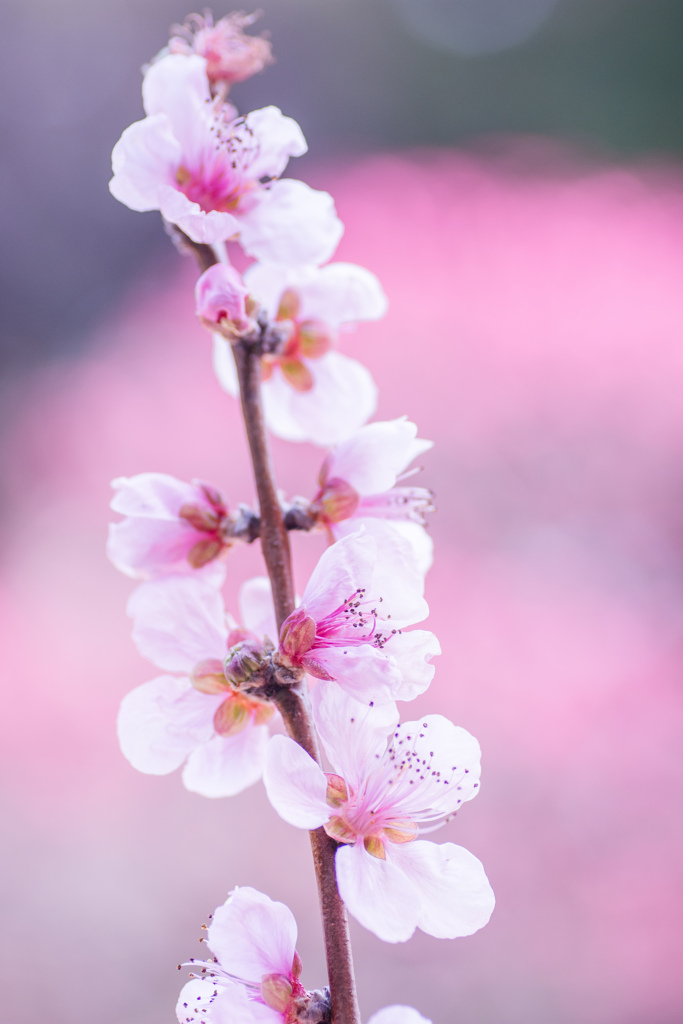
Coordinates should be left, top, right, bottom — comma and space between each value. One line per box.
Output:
231, 339, 361, 1024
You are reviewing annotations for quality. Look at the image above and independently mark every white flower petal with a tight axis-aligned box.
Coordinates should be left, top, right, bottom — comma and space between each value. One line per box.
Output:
212, 987, 279, 1024
110, 473, 197, 517
261, 351, 377, 446
176, 978, 218, 1024
208, 886, 297, 984
182, 724, 268, 798
301, 531, 376, 619
117, 675, 217, 775
313, 644, 403, 707
177, 979, 278, 1024
381, 629, 440, 702
392, 717, 481, 817
383, 521, 434, 576
213, 335, 240, 396
109, 114, 181, 211
292, 261, 387, 326
335, 842, 420, 943
333, 518, 433, 581
128, 577, 228, 672
310, 681, 398, 784
327, 419, 425, 495
364, 522, 429, 621
244, 106, 307, 179
238, 577, 277, 643
367, 1008, 432, 1024
238, 179, 343, 267
107, 519, 226, 584
244, 261, 386, 326
390, 841, 495, 939
158, 182, 240, 244
142, 54, 210, 155
263, 735, 330, 828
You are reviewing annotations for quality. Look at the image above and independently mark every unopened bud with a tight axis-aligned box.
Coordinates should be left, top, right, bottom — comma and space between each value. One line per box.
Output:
279, 607, 317, 663
191, 658, 228, 695
260, 973, 293, 1013
195, 264, 252, 333
224, 638, 267, 688
325, 773, 349, 808
169, 12, 273, 86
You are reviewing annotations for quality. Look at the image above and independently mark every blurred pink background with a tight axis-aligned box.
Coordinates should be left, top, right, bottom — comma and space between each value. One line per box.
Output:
2, 143, 683, 1022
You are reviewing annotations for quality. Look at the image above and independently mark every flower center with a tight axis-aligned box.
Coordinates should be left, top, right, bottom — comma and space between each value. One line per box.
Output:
175, 113, 260, 214
323, 773, 418, 859
260, 288, 337, 393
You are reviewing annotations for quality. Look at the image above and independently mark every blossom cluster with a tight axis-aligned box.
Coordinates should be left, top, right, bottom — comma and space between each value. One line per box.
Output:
109, 12, 494, 1022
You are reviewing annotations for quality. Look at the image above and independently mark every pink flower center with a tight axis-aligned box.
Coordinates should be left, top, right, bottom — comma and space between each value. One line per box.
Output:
260, 288, 336, 394
323, 720, 479, 857
181, 953, 305, 1023
175, 114, 261, 214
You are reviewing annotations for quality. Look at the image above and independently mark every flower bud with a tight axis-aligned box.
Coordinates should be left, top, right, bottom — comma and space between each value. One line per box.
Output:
224, 637, 268, 688
195, 264, 252, 333
279, 607, 317, 663
260, 973, 293, 1014
169, 12, 273, 86
191, 658, 228, 695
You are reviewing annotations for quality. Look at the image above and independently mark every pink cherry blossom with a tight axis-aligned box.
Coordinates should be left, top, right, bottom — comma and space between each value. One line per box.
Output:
367, 1010, 432, 1024
168, 11, 273, 86
311, 417, 435, 574
195, 263, 254, 333
213, 261, 386, 445
176, 886, 307, 1024
107, 473, 233, 583
117, 575, 278, 797
277, 531, 439, 705
109, 54, 343, 261
176, 886, 430, 1024
264, 682, 495, 943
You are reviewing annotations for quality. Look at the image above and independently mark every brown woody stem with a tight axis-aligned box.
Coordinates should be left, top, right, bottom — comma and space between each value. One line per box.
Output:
233, 342, 361, 1024
180, 232, 360, 1022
